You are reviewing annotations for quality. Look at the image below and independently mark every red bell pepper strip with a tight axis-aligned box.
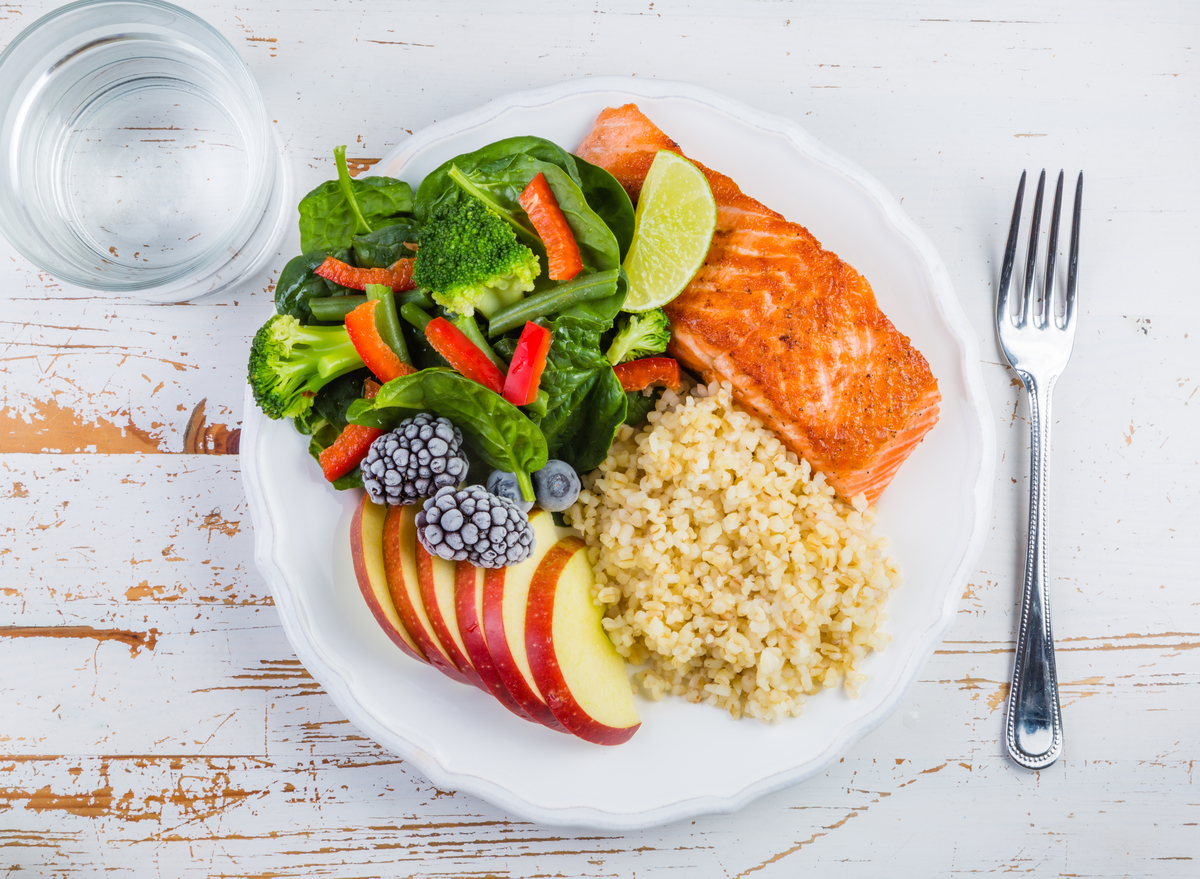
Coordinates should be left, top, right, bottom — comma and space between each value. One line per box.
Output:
502, 322, 553, 406
518, 172, 583, 281
613, 357, 682, 393
344, 300, 415, 383
424, 317, 506, 395
314, 256, 416, 292
317, 379, 383, 483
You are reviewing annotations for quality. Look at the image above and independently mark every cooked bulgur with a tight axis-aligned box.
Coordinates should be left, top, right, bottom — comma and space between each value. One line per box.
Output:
566, 381, 901, 723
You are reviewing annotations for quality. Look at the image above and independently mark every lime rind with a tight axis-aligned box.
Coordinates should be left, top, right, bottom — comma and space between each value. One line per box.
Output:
621, 151, 716, 313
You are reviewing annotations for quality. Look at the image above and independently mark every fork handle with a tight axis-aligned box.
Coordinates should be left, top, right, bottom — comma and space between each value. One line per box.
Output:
1005, 376, 1064, 769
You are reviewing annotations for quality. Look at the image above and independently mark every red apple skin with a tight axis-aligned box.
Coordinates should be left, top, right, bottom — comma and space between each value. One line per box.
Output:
415, 540, 486, 692
526, 537, 641, 746
350, 494, 427, 665
453, 561, 533, 721
482, 563, 565, 731
382, 504, 471, 686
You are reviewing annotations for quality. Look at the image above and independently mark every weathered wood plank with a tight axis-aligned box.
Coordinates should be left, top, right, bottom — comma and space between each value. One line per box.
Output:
1, 0, 1198, 874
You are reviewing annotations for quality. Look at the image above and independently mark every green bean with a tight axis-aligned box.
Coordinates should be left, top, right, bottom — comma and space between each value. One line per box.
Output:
397, 289, 435, 309
365, 284, 411, 366
453, 314, 508, 370
487, 269, 620, 337
400, 302, 433, 331
308, 295, 366, 322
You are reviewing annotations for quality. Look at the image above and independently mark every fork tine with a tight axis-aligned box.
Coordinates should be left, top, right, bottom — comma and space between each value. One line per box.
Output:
997, 170, 1026, 329
1020, 170, 1046, 327
1062, 172, 1083, 330
1042, 170, 1065, 328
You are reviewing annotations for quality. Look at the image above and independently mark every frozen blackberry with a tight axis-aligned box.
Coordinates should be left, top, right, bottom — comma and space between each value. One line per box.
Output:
416, 485, 535, 568
360, 413, 469, 505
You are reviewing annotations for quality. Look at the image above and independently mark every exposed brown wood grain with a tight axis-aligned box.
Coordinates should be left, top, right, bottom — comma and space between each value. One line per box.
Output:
0, 626, 159, 657
183, 399, 241, 455
346, 158, 381, 178
1, 396, 241, 454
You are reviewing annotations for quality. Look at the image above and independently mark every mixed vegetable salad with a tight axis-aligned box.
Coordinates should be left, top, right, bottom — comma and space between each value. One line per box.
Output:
248, 136, 685, 564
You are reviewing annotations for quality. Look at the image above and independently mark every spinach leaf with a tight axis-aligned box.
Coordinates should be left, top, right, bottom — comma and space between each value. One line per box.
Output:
305, 419, 364, 491
575, 156, 635, 261
558, 366, 627, 471
275, 250, 355, 324
535, 316, 627, 472
624, 388, 662, 426
349, 369, 548, 496
299, 176, 414, 253
538, 162, 620, 272
351, 220, 421, 268
414, 136, 581, 222
421, 371, 548, 479
312, 368, 373, 430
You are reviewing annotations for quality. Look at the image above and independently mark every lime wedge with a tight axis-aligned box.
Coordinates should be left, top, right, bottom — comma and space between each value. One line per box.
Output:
621, 150, 716, 313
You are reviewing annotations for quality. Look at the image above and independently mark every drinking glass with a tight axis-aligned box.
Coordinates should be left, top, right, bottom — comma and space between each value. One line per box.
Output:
0, 0, 288, 302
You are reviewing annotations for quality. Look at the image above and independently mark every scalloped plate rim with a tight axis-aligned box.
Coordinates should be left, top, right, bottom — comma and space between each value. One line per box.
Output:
242, 75, 995, 830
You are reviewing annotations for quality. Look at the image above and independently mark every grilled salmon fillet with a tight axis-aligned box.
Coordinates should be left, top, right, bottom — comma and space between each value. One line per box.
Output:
576, 104, 940, 503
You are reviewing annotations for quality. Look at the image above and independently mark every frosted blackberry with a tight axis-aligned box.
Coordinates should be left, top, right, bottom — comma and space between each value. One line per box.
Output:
360, 413, 469, 505
416, 485, 535, 568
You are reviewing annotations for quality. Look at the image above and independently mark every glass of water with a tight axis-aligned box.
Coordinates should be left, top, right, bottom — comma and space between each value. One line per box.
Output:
0, 0, 287, 302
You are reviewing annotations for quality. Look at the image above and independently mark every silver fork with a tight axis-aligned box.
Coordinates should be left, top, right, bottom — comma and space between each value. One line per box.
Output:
996, 168, 1082, 770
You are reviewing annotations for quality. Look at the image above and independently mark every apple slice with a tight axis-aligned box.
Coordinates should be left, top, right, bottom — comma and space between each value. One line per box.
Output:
526, 537, 641, 745
415, 540, 486, 691
382, 504, 471, 686
454, 561, 534, 721
481, 510, 566, 731
350, 494, 427, 665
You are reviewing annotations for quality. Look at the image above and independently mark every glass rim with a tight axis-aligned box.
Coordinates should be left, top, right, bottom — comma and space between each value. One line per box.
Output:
0, 0, 279, 295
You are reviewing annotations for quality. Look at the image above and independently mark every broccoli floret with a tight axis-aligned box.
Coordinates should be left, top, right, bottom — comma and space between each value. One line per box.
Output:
413, 196, 540, 318
605, 309, 672, 365
248, 314, 365, 420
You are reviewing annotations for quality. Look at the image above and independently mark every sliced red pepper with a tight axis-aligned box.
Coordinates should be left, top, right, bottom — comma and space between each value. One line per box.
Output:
424, 317, 506, 395
613, 357, 682, 393
502, 322, 553, 406
319, 423, 383, 482
315, 256, 416, 292
518, 172, 583, 281
345, 300, 415, 383
316, 378, 385, 482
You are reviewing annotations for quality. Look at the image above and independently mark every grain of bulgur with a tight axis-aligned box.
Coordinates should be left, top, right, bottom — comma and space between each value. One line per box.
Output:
566, 381, 900, 723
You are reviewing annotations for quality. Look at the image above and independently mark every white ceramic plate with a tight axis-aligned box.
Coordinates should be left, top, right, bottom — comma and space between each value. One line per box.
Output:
242, 77, 994, 830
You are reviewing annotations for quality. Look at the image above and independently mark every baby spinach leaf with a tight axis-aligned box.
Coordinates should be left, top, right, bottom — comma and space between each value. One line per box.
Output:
313, 368, 373, 431
538, 162, 620, 272
624, 388, 662, 426
421, 371, 549, 478
535, 316, 627, 472
351, 220, 421, 268
575, 156, 635, 261
299, 176, 414, 253
414, 136, 581, 222
275, 250, 355, 324
304, 419, 364, 490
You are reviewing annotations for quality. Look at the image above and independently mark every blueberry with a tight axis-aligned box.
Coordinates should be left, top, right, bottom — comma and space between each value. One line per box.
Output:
531, 460, 581, 512
486, 469, 534, 513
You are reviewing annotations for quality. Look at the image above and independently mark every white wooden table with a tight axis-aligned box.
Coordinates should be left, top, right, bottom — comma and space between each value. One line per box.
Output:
2, 1, 1197, 874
